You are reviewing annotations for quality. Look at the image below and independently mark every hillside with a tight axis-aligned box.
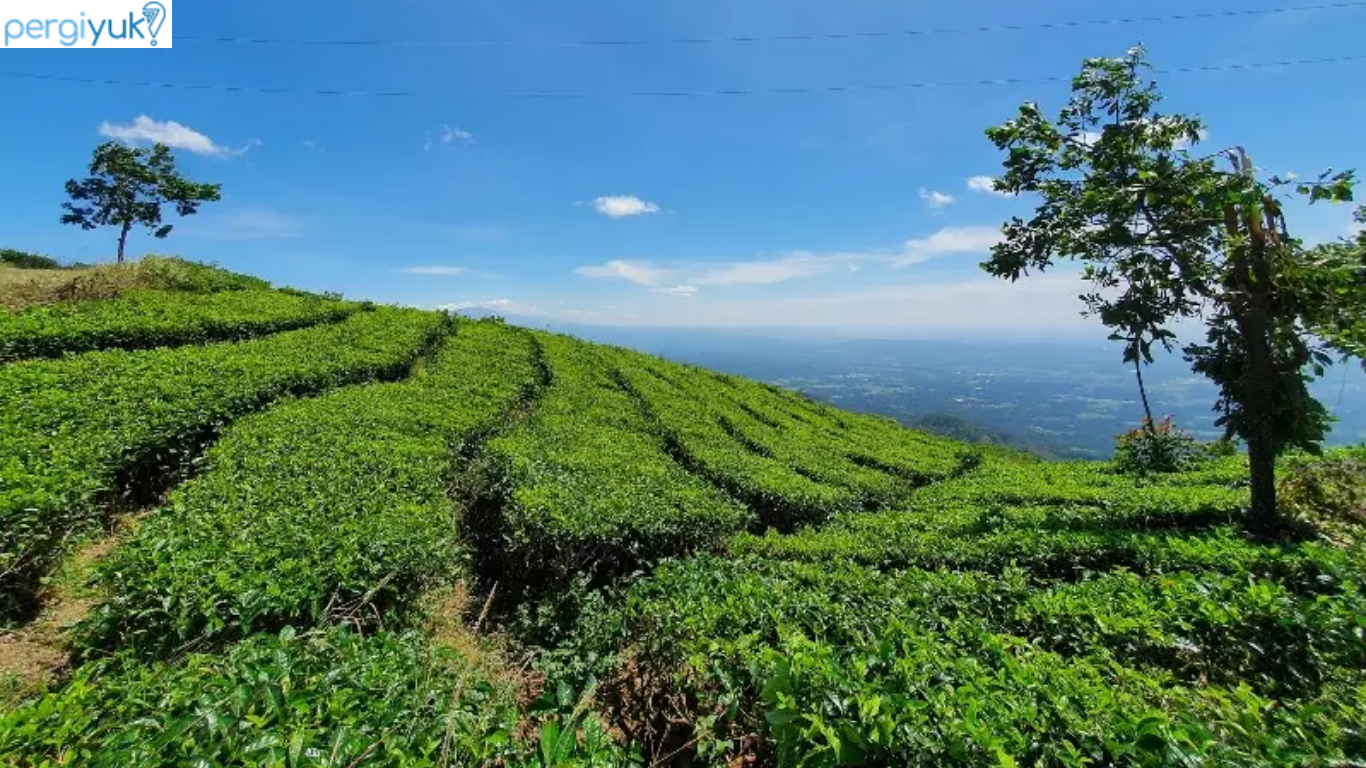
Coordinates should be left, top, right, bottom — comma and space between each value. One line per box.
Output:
1, 264, 1364, 767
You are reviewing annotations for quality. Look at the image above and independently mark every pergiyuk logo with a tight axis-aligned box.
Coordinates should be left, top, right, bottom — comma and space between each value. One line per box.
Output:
4, 0, 172, 48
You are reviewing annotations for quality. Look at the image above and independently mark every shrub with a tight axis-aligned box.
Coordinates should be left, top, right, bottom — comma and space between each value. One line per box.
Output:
572, 550, 1366, 767
1280, 448, 1366, 530
609, 353, 858, 531
604, 347, 970, 526
1113, 416, 1208, 474
0, 627, 636, 767
0, 248, 60, 270
0, 308, 445, 623
136, 256, 270, 292
954, 447, 985, 474
0, 289, 356, 362
82, 321, 539, 656
481, 334, 750, 590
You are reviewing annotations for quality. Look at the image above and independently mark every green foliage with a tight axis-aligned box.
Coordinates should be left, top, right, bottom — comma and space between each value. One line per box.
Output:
1182, 305, 1336, 455
0, 308, 445, 624
480, 335, 975, 592
128, 255, 271, 293
61, 143, 222, 261
0, 248, 60, 270
732, 458, 1280, 578
1113, 416, 1209, 475
606, 349, 968, 530
481, 334, 751, 589
543, 449, 1366, 765
702, 396, 903, 504
0, 289, 356, 361
0, 627, 637, 767
608, 352, 859, 530
1280, 447, 1366, 533
82, 321, 540, 656
569, 463, 1366, 766
1300, 204, 1366, 364
756, 626, 1364, 768
714, 371, 969, 482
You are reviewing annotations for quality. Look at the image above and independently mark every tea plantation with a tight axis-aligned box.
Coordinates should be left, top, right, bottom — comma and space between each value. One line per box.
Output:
1, 264, 1362, 767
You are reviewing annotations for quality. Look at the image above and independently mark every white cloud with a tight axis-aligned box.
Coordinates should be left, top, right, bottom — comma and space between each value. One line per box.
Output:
576, 227, 1005, 294
591, 195, 661, 219
442, 298, 544, 316
574, 260, 674, 287
394, 266, 467, 276
574, 252, 869, 295
693, 252, 864, 287
1172, 127, 1210, 151
919, 188, 956, 208
1070, 123, 1209, 152
966, 175, 1013, 197
573, 259, 699, 298
188, 209, 304, 241
441, 125, 475, 145
1073, 131, 1103, 148
425, 124, 476, 152
99, 116, 250, 157
896, 225, 1004, 266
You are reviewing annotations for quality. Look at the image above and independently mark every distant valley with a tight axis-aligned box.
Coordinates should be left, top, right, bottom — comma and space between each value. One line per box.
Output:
528, 322, 1366, 460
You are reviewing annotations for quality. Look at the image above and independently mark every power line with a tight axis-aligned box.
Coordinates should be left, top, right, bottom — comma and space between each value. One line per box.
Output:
173, 2, 1366, 48
1, 54, 1362, 100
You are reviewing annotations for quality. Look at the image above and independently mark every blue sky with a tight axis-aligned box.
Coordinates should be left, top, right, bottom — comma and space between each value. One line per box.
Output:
2, 0, 1363, 337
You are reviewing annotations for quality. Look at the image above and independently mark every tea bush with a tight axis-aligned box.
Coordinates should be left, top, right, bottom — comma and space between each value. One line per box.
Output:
81, 320, 540, 655
569, 550, 1366, 767
552, 445, 1365, 767
608, 351, 858, 530
481, 334, 750, 588
0, 627, 638, 768
0, 308, 444, 624
0, 289, 356, 361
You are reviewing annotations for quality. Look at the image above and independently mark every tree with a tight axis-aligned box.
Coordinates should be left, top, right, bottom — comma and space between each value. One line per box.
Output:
61, 142, 221, 263
1302, 205, 1366, 362
980, 47, 1360, 532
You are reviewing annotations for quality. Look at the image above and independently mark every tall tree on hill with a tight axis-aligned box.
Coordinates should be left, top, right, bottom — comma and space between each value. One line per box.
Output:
61, 142, 221, 263
979, 47, 1362, 532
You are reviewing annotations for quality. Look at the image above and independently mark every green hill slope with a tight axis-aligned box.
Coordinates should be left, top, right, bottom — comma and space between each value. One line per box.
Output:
1, 275, 1363, 767
0, 257, 356, 361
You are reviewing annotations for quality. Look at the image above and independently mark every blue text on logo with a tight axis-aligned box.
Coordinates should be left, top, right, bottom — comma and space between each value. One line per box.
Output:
3, 8, 164, 47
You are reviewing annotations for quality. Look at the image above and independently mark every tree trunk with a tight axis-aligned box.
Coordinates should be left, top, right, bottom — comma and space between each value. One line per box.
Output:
1239, 312, 1279, 532
116, 222, 131, 264
1235, 238, 1280, 534
1133, 355, 1155, 429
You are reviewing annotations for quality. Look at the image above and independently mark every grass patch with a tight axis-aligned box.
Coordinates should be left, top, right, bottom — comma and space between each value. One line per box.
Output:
0, 256, 269, 311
